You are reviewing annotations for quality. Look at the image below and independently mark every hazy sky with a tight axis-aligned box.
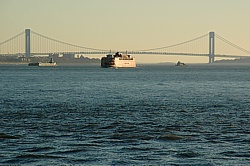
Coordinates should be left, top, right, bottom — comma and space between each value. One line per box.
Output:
1, 0, 250, 63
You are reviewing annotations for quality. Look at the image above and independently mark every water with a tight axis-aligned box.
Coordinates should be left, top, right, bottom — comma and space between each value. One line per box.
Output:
0, 64, 249, 165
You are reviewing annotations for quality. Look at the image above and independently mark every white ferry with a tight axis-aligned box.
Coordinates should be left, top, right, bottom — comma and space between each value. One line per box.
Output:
101, 52, 136, 68
28, 58, 57, 67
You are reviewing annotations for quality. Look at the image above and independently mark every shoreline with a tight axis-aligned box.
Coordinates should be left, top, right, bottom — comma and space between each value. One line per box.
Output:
0, 62, 100, 66
0, 62, 28, 65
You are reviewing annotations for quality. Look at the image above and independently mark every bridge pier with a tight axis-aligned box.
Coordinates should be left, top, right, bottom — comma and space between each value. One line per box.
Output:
209, 32, 215, 63
25, 29, 31, 58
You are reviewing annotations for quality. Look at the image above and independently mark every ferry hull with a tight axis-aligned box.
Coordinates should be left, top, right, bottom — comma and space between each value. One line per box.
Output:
28, 58, 57, 67
28, 62, 57, 66
38, 62, 57, 66
101, 52, 136, 68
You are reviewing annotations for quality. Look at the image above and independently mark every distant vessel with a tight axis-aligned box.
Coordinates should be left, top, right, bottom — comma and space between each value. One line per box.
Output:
101, 52, 136, 68
175, 61, 187, 66
28, 58, 57, 66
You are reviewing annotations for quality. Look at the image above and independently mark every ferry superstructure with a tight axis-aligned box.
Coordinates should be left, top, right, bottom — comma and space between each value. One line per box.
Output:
101, 52, 136, 68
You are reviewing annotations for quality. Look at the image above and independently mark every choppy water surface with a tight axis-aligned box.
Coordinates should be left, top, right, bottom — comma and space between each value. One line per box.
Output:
0, 64, 249, 165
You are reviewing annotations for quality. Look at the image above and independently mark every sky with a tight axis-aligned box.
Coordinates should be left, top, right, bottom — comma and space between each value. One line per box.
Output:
1, 0, 250, 63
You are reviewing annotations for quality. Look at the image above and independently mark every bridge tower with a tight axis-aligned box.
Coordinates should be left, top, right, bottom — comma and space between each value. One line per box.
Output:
25, 29, 31, 58
209, 32, 215, 63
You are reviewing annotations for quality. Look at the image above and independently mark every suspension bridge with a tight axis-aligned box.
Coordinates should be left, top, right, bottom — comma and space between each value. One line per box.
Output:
1, 29, 250, 63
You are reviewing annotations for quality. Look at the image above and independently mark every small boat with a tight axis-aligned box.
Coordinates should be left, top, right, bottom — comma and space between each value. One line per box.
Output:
28, 58, 57, 66
101, 52, 136, 68
175, 61, 187, 66
28, 62, 40, 66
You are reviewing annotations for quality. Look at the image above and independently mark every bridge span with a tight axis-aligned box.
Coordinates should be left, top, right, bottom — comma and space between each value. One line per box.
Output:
1, 29, 250, 63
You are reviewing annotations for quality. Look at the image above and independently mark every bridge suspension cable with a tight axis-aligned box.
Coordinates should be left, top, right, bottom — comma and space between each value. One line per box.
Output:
31, 30, 109, 52
136, 33, 208, 52
0, 31, 25, 55
215, 34, 250, 55
0, 31, 24, 45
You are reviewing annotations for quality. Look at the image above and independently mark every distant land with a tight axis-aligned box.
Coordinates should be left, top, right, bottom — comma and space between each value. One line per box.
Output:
157, 57, 250, 65
214, 57, 250, 64
0, 54, 100, 65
